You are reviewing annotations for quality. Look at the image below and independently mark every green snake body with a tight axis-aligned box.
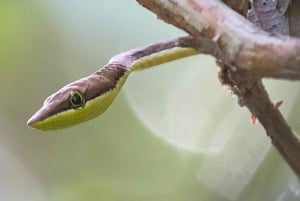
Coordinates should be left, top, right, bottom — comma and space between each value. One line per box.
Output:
27, 37, 198, 131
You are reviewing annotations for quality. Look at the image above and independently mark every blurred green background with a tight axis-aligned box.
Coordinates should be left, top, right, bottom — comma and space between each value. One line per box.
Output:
1, 1, 300, 201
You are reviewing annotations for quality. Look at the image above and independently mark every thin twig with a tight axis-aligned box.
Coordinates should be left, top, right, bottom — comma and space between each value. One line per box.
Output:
218, 65, 300, 177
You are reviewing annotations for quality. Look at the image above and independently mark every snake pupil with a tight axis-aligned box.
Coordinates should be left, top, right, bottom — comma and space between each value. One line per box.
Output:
70, 91, 85, 109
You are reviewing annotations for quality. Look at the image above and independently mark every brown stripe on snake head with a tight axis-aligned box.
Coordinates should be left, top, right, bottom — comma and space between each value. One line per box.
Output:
84, 63, 128, 101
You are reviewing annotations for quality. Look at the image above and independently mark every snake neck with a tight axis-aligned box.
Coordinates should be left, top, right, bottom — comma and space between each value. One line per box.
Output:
109, 38, 198, 73
91, 38, 199, 99
129, 47, 198, 72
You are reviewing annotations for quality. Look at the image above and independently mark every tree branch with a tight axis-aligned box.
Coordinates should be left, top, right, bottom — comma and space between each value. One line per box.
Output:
137, 0, 300, 80
136, 0, 300, 177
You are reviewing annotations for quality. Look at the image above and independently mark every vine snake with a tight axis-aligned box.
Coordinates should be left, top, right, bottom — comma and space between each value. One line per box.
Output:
27, 36, 199, 131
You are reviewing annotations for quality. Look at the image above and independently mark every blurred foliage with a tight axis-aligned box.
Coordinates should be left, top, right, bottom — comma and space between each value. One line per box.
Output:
0, 1, 299, 201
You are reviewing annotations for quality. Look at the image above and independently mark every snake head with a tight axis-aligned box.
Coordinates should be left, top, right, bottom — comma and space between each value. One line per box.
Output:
27, 71, 127, 131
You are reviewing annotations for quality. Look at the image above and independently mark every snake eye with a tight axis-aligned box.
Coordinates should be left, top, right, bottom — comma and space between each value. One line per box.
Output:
69, 90, 85, 109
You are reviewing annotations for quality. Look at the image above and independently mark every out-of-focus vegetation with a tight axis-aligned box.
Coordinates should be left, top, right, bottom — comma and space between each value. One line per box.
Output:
0, 1, 299, 201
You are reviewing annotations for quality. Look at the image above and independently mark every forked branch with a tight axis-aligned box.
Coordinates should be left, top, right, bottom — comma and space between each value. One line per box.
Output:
136, 0, 300, 177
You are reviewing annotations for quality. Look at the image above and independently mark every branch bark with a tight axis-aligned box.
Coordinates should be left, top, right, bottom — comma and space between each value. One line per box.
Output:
136, 0, 300, 177
137, 0, 300, 80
